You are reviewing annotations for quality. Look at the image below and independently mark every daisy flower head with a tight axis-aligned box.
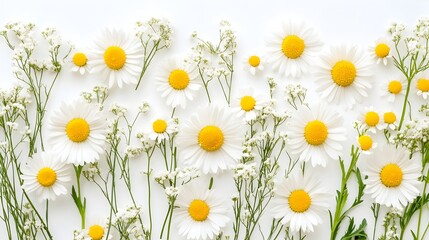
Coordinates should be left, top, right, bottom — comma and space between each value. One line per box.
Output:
177, 105, 243, 174
415, 72, 429, 99
314, 45, 373, 108
89, 28, 143, 88
267, 19, 322, 78
357, 134, 377, 155
48, 99, 107, 165
287, 103, 347, 167
364, 145, 421, 209
370, 38, 391, 65
87, 224, 111, 240
271, 173, 330, 233
380, 111, 398, 130
21, 152, 71, 201
147, 117, 178, 143
156, 58, 201, 109
175, 184, 230, 240
244, 53, 264, 75
233, 88, 267, 122
71, 49, 89, 75
381, 78, 406, 102
359, 106, 383, 133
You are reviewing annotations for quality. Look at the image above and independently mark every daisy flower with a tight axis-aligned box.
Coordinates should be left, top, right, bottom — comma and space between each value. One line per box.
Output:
380, 111, 397, 130
314, 45, 372, 108
21, 152, 71, 201
364, 145, 421, 209
71, 50, 89, 75
415, 73, 429, 99
48, 99, 107, 165
89, 28, 143, 88
175, 185, 230, 240
381, 78, 406, 102
267, 20, 322, 78
147, 117, 178, 143
271, 173, 330, 233
177, 105, 243, 174
357, 135, 377, 155
156, 58, 200, 108
359, 106, 383, 133
370, 38, 391, 65
244, 54, 264, 75
233, 88, 266, 122
287, 104, 347, 167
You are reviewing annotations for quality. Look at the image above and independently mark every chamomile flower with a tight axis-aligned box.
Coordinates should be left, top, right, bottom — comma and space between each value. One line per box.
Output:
71, 50, 89, 75
244, 54, 264, 75
233, 88, 266, 122
314, 45, 372, 108
370, 38, 391, 65
156, 58, 200, 108
87, 224, 111, 240
48, 99, 107, 165
177, 105, 243, 174
287, 104, 347, 167
359, 107, 383, 133
415, 73, 429, 99
175, 185, 230, 240
21, 152, 71, 201
147, 117, 177, 143
271, 173, 330, 233
381, 79, 406, 102
267, 20, 322, 78
89, 28, 143, 88
380, 111, 398, 130
364, 145, 421, 209
357, 135, 377, 155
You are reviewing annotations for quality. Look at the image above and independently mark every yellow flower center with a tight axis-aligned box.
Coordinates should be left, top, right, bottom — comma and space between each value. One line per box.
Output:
104, 46, 126, 70
168, 69, 190, 90
331, 60, 357, 87
358, 135, 373, 151
380, 163, 403, 188
37, 167, 57, 187
384, 112, 396, 124
248, 55, 261, 67
365, 111, 380, 127
188, 199, 210, 221
375, 43, 390, 58
388, 80, 402, 94
198, 126, 224, 152
88, 224, 104, 240
288, 189, 311, 213
240, 96, 256, 111
304, 120, 328, 146
417, 78, 429, 92
281, 35, 305, 59
66, 118, 90, 143
72, 52, 88, 67
153, 119, 167, 133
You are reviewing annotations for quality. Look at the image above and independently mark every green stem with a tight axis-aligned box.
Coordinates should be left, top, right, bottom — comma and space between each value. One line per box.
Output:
398, 77, 413, 130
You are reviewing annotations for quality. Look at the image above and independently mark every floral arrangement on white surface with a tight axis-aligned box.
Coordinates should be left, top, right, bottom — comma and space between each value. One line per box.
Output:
0, 16, 428, 240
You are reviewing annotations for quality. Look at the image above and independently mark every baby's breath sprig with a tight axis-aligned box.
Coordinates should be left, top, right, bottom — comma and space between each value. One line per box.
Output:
134, 18, 172, 90
284, 83, 308, 110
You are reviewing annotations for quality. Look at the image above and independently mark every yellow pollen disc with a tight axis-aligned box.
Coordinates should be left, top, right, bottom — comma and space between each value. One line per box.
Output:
380, 163, 403, 188
88, 224, 104, 240
388, 80, 402, 94
66, 118, 90, 143
281, 35, 305, 59
417, 78, 429, 92
288, 189, 311, 213
248, 55, 261, 67
384, 112, 396, 124
72, 52, 88, 67
37, 167, 57, 187
365, 111, 380, 127
331, 61, 357, 87
198, 126, 224, 152
375, 43, 390, 58
103, 46, 126, 70
304, 120, 328, 146
168, 69, 190, 90
240, 96, 256, 111
153, 119, 167, 133
188, 199, 210, 221
358, 135, 373, 151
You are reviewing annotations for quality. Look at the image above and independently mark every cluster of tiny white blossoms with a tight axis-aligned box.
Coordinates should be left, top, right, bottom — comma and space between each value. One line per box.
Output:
233, 163, 258, 181
392, 117, 429, 154
125, 145, 144, 158
284, 83, 308, 109
135, 18, 172, 48
154, 167, 200, 187
82, 162, 100, 181
388, 22, 406, 41
80, 86, 109, 105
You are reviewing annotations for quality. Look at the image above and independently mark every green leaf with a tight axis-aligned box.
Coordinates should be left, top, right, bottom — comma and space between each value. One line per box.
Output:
71, 186, 81, 210
341, 218, 367, 240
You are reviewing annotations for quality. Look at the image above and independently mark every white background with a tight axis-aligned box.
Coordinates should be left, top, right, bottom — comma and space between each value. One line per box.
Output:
1, 0, 429, 239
